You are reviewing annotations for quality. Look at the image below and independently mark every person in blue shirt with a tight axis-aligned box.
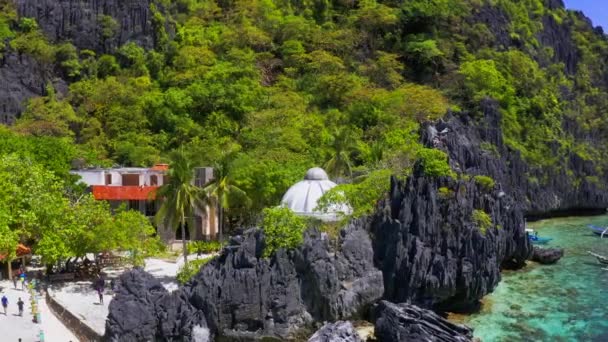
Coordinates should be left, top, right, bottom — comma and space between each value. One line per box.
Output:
1, 294, 8, 315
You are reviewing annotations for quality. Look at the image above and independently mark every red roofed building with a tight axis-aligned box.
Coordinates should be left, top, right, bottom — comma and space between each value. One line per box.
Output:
71, 165, 218, 243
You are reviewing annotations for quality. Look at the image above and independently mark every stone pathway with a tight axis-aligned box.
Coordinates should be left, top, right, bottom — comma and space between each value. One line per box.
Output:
0, 280, 78, 342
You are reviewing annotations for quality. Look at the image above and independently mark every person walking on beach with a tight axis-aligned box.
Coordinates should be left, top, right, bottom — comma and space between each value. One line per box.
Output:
17, 297, 24, 316
1, 294, 8, 315
20, 273, 25, 290
96, 275, 105, 304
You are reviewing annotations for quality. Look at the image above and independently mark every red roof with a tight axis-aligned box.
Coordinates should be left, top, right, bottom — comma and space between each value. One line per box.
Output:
92, 186, 159, 200
0, 244, 31, 261
151, 164, 169, 171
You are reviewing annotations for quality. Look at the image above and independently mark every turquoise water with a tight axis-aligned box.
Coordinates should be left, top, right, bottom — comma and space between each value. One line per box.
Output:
464, 215, 608, 342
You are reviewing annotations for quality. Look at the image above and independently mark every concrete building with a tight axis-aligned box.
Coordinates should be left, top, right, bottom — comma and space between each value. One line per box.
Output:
70, 165, 219, 243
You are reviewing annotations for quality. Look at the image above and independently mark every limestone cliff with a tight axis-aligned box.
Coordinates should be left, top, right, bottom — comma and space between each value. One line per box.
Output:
426, 99, 608, 219
14, 0, 158, 52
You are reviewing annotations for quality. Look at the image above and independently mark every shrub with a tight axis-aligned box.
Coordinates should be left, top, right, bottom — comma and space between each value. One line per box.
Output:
176, 256, 214, 285
474, 175, 495, 190
438, 186, 453, 198
188, 240, 222, 255
417, 148, 454, 178
472, 209, 493, 235
316, 169, 391, 218
480, 142, 499, 156
262, 206, 307, 257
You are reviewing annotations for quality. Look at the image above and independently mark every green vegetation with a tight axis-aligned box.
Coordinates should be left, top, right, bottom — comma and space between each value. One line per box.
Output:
188, 240, 223, 255
0, 0, 606, 241
417, 148, 454, 178
262, 206, 307, 257
203, 159, 247, 241
472, 209, 493, 235
155, 148, 208, 264
316, 169, 391, 218
474, 175, 496, 191
0, 155, 160, 267
438, 186, 454, 199
176, 256, 214, 284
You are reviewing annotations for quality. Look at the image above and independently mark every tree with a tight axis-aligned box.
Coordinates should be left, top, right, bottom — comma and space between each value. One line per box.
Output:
155, 149, 207, 264
262, 206, 307, 257
203, 158, 247, 242
324, 127, 359, 179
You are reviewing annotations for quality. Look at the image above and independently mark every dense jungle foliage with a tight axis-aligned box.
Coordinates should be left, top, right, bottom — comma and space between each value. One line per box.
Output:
1, 0, 608, 228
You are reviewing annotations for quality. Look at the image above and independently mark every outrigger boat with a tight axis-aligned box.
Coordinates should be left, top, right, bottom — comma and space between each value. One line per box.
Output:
587, 225, 608, 237
587, 251, 608, 266
525, 221, 553, 244
529, 235, 553, 245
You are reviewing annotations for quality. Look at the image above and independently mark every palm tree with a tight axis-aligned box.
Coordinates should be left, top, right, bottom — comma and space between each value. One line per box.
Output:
324, 127, 359, 179
203, 160, 247, 242
155, 149, 207, 264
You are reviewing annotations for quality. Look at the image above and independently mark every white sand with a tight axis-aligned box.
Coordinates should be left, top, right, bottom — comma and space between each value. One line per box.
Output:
47, 281, 110, 336
0, 280, 78, 342
31, 254, 214, 339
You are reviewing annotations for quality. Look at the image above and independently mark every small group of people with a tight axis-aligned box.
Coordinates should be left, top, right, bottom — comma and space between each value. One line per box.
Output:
12, 266, 27, 291
1, 294, 25, 316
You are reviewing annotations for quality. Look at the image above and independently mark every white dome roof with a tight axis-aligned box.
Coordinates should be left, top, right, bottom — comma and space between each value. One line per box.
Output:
281, 167, 351, 221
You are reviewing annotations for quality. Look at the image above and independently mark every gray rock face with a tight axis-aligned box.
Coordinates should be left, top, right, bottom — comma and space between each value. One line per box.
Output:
187, 224, 383, 340
531, 246, 564, 264
14, 0, 158, 52
425, 99, 608, 219
106, 223, 384, 341
374, 301, 473, 342
308, 321, 362, 342
372, 167, 532, 311
0, 52, 55, 124
105, 268, 208, 342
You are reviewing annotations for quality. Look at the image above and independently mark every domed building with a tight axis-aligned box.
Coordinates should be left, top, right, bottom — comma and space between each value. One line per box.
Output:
281, 167, 351, 221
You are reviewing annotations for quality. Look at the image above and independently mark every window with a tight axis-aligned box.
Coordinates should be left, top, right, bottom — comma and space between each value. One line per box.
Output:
105, 174, 112, 185
145, 201, 157, 216
150, 175, 158, 186
122, 174, 139, 186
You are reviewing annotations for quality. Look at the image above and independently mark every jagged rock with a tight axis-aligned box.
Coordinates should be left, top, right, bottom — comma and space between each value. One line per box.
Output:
531, 246, 564, 264
14, 0, 167, 53
372, 166, 532, 311
105, 268, 208, 342
106, 224, 383, 341
187, 224, 383, 339
0, 52, 57, 124
374, 301, 473, 342
425, 99, 608, 218
106, 268, 167, 341
308, 321, 362, 342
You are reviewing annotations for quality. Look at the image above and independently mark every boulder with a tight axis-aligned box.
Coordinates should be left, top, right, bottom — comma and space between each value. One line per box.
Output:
531, 247, 564, 264
105, 268, 167, 341
374, 301, 473, 342
105, 268, 208, 342
308, 321, 362, 342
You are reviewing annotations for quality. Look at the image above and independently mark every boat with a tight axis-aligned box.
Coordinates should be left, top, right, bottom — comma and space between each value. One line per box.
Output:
587, 225, 608, 237
529, 235, 553, 245
587, 251, 608, 265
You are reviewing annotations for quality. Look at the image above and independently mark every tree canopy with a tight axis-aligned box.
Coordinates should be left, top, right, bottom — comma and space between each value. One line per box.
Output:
0, 0, 606, 228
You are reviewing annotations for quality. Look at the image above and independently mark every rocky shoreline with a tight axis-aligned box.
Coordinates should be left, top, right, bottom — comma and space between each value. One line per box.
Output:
105, 162, 550, 341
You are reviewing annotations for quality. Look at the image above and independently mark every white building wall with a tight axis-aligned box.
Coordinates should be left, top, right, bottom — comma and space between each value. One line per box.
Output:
72, 171, 105, 186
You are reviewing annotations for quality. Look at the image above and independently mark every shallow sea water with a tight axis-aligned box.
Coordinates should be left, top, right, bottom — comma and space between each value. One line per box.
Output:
464, 215, 608, 342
